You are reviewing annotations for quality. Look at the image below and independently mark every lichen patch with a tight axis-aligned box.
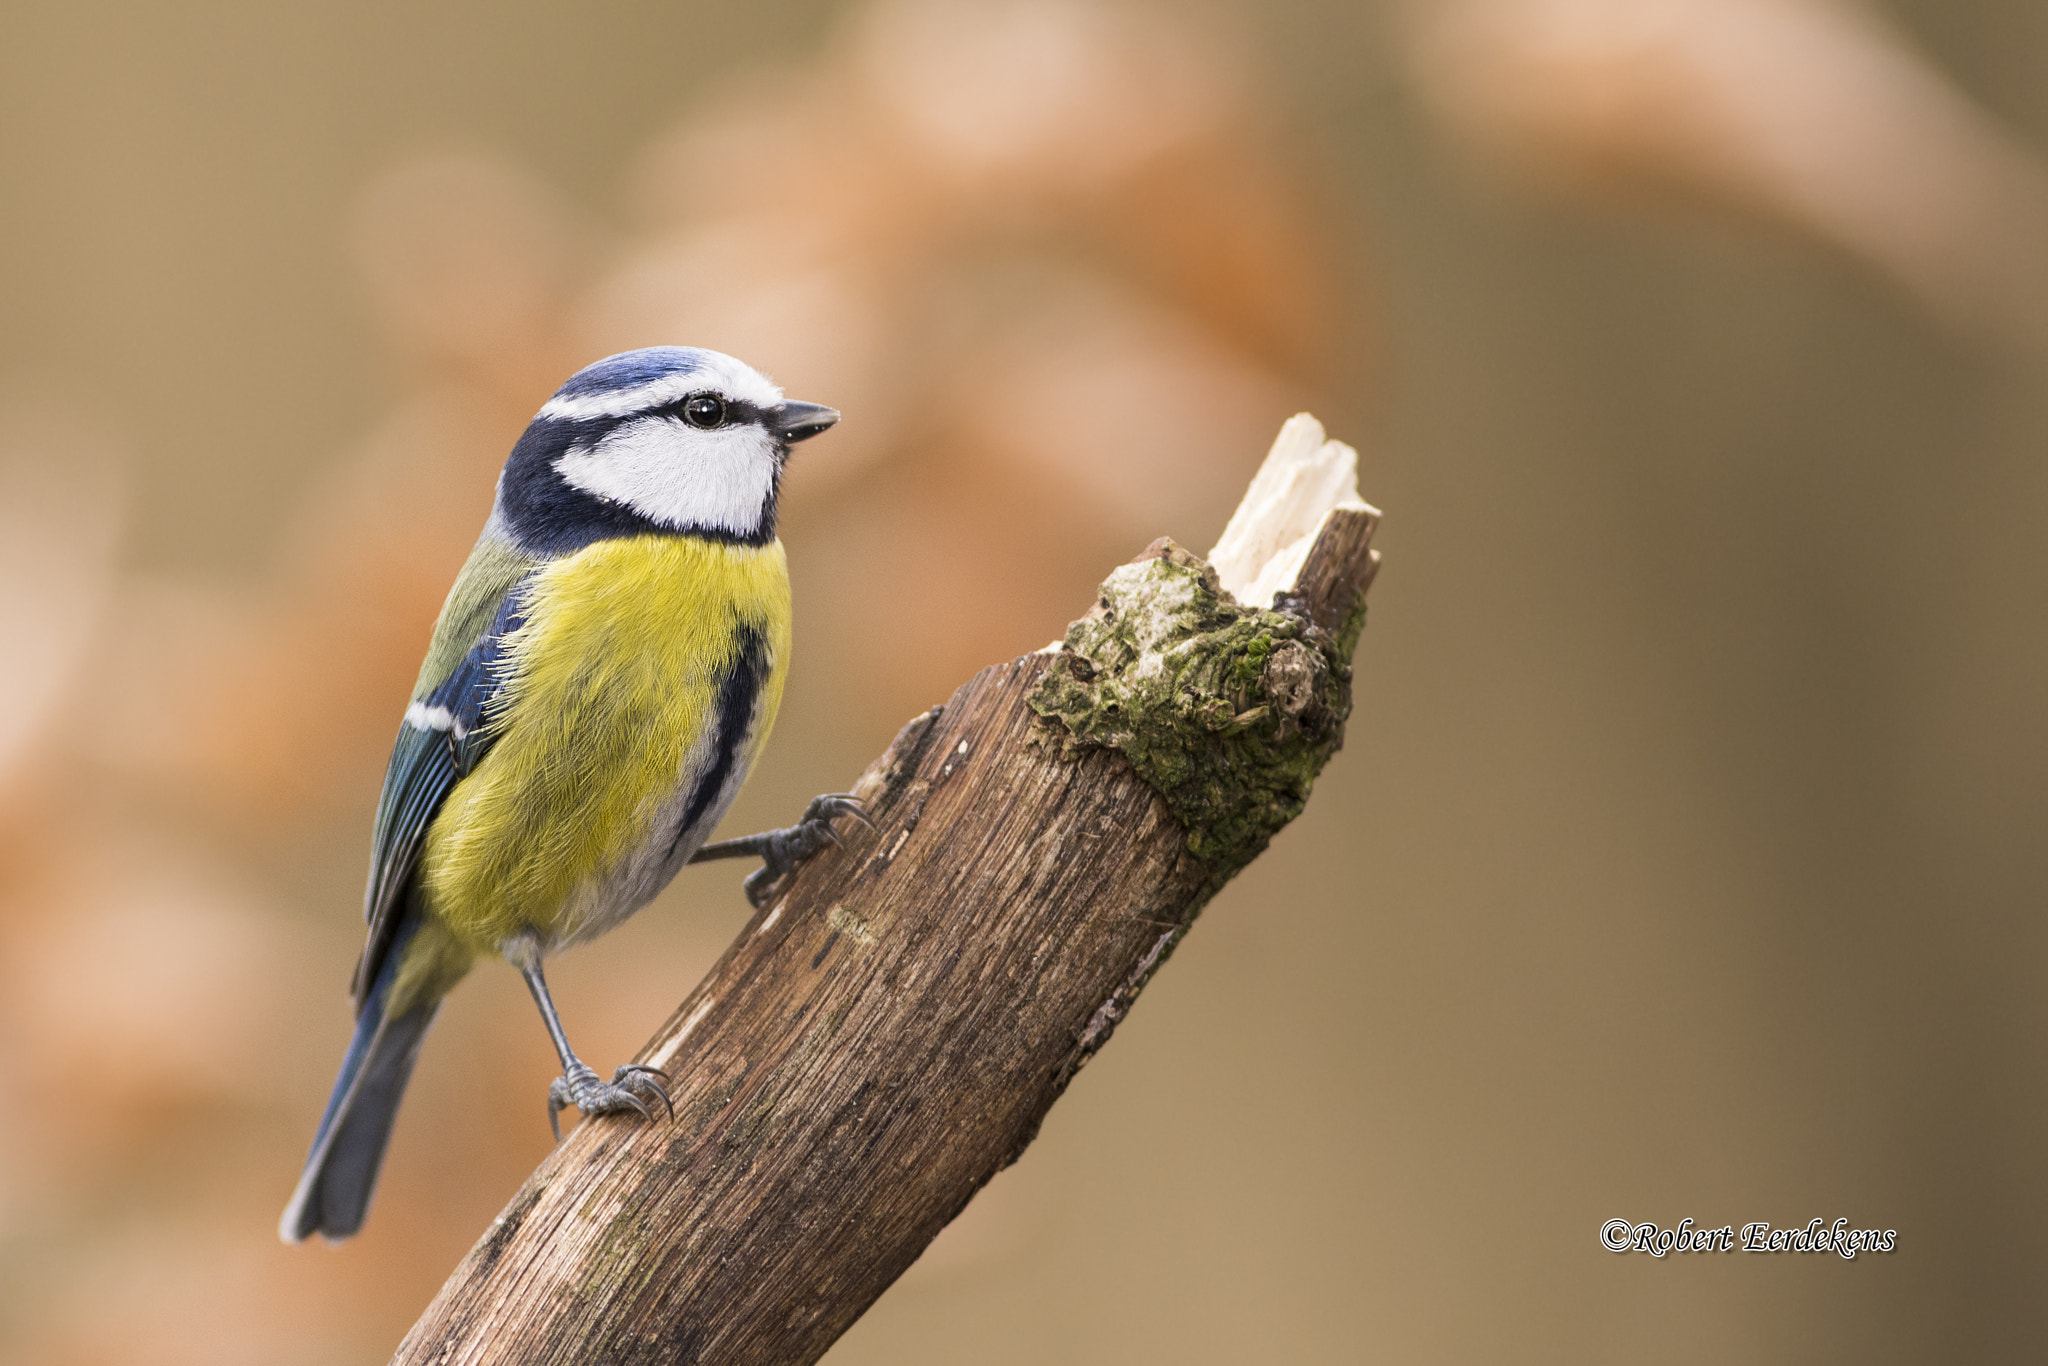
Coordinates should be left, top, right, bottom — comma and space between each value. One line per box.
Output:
1027, 539, 1353, 880
826, 903, 879, 948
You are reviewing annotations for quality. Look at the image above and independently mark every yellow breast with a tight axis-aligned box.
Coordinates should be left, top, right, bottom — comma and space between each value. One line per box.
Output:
418, 535, 790, 949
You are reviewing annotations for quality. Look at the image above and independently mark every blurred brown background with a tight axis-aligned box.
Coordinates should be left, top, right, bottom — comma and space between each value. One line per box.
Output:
4, 0, 2047, 1361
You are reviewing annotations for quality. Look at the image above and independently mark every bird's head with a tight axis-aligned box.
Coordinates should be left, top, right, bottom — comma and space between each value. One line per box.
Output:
494, 346, 838, 553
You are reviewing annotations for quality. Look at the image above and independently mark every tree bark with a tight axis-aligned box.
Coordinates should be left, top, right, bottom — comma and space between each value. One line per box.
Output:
392, 417, 1381, 1366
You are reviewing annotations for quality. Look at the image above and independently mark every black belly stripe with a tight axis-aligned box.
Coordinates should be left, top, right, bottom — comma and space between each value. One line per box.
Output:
668, 623, 768, 859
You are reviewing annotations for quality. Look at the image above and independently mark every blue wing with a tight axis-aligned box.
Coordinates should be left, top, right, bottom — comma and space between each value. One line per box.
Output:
351, 573, 532, 1008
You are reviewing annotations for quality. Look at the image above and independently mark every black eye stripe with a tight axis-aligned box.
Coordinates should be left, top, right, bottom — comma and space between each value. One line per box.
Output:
670, 394, 770, 429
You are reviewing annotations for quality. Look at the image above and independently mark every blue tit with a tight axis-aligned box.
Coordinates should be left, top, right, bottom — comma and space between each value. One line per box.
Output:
281, 346, 857, 1243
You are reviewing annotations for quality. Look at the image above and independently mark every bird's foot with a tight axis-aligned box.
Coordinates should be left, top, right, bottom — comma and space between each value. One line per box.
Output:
546, 1062, 672, 1141
741, 793, 872, 909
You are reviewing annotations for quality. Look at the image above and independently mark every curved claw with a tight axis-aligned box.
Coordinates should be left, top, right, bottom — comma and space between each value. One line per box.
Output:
545, 1062, 672, 1139
737, 793, 874, 911
547, 1072, 584, 1142
624, 1082, 673, 1123
615, 1064, 675, 1121
804, 793, 874, 830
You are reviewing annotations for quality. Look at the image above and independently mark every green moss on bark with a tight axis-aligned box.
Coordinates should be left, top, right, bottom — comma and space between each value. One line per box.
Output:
1028, 540, 1354, 878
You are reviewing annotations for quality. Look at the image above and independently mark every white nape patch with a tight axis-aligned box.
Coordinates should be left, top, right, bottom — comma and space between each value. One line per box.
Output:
554, 416, 780, 537
536, 351, 784, 422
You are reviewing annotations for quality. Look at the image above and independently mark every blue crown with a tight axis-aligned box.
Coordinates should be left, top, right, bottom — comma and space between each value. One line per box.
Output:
551, 346, 708, 401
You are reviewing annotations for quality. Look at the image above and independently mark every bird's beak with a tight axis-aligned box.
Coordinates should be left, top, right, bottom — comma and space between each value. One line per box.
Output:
775, 401, 840, 443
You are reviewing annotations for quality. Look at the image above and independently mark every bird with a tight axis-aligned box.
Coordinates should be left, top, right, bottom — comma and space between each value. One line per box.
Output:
280, 345, 859, 1243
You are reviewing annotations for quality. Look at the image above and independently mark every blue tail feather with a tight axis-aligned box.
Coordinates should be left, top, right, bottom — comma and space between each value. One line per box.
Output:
280, 919, 439, 1243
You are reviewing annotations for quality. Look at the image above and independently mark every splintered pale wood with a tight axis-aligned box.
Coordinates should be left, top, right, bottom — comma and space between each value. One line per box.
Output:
393, 507, 1379, 1366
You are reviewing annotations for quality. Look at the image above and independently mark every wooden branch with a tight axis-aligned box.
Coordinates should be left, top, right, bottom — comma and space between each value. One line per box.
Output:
393, 415, 1382, 1366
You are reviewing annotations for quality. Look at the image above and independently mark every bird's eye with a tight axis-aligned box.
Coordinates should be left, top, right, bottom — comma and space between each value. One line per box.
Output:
682, 395, 726, 428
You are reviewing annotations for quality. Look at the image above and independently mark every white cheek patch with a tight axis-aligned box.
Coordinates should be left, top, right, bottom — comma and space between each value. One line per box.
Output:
553, 416, 780, 536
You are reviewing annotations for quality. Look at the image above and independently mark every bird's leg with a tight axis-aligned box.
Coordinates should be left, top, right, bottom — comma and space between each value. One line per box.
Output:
690, 793, 872, 910
517, 958, 671, 1141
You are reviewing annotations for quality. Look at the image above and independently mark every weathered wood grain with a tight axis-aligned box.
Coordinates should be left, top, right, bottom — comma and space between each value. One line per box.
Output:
392, 502, 1379, 1366
1292, 506, 1381, 656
